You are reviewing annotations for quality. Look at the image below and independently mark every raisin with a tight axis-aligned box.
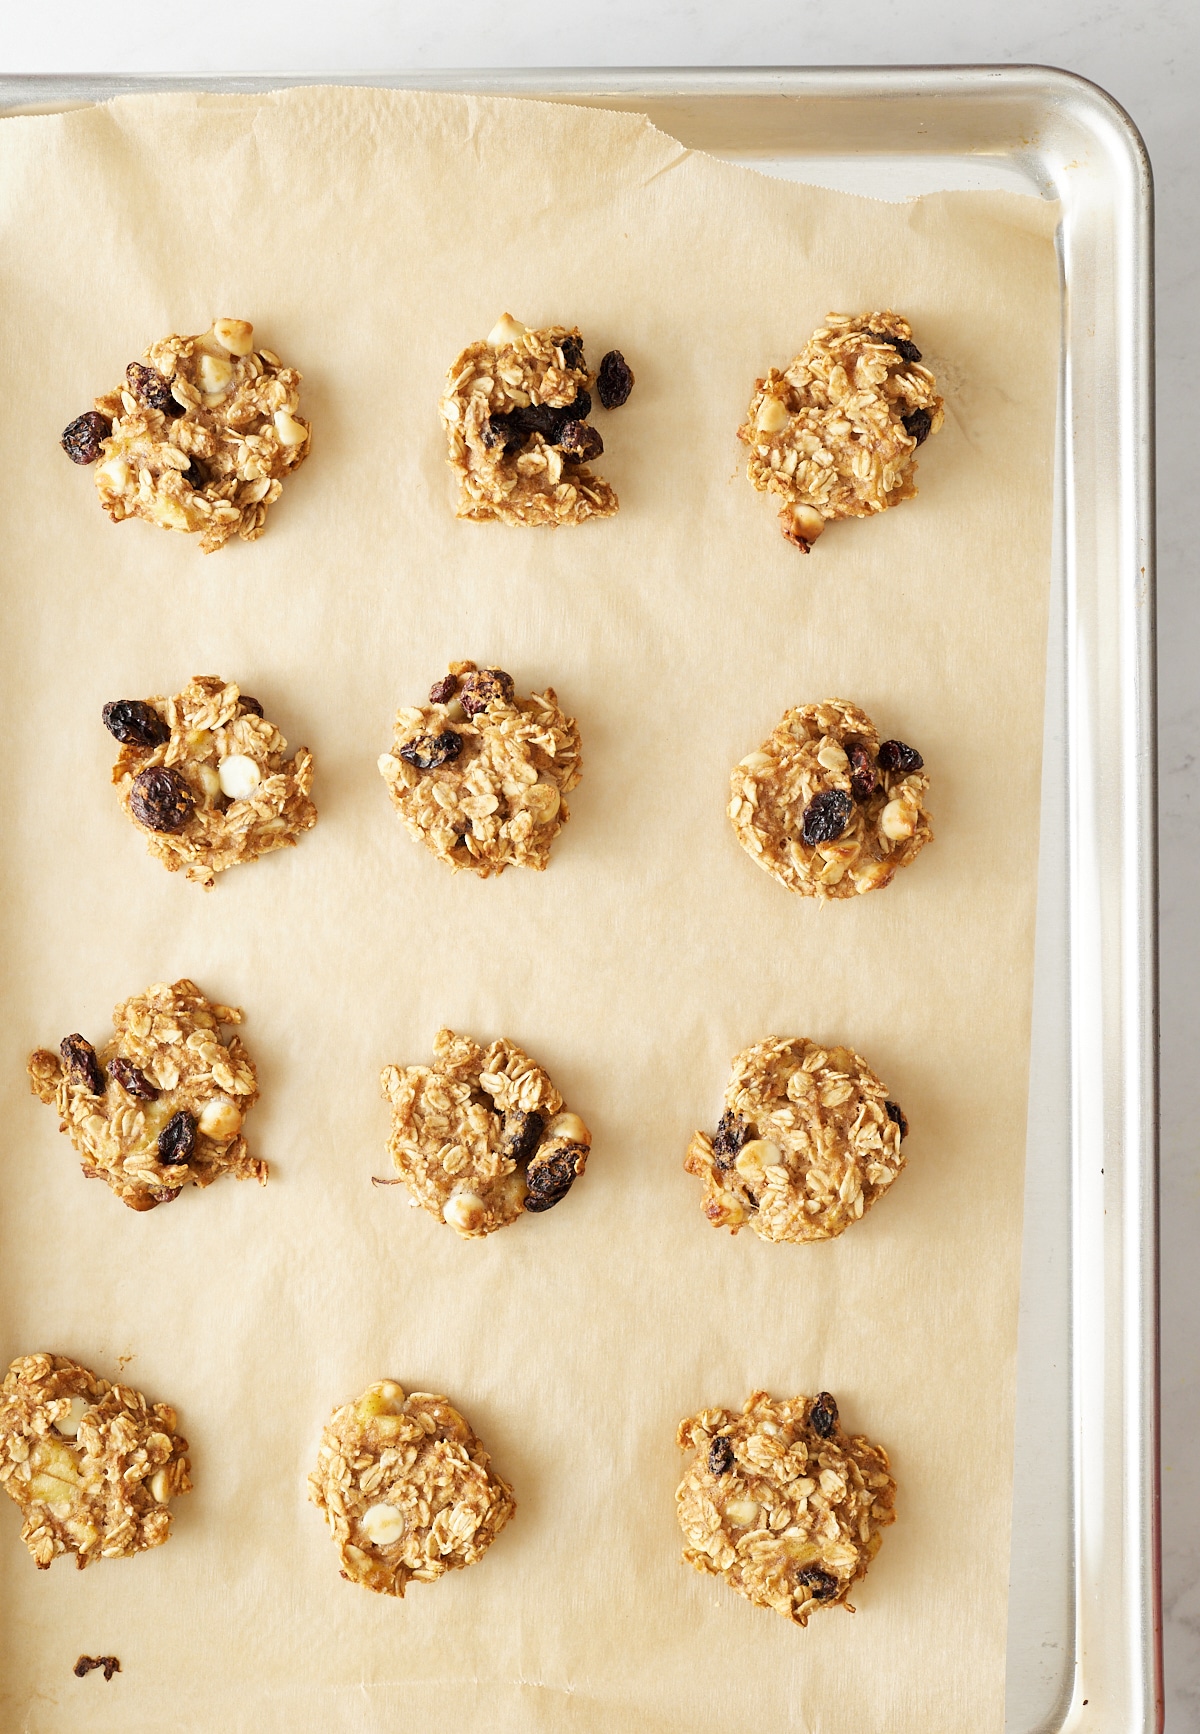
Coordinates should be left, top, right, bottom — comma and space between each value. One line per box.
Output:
500, 1109, 544, 1166
902, 407, 932, 446
524, 1142, 586, 1213
60, 1034, 104, 1095
107, 1056, 159, 1100
398, 730, 462, 772
182, 456, 207, 489
237, 695, 264, 718
809, 1392, 838, 1438
564, 387, 592, 425
429, 674, 459, 705
596, 349, 635, 409
60, 410, 111, 465
877, 739, 924, 773
488, 391, 592, 453
102, 700, 170, 748
459, 668, 515, 717
708, 1436, 735, 1476
847, 741, 878, 804
885, 1100, 909, 1140
157, 1110, 196, 1166
559, 421, 604, 462
801, 789, 852, 847
795, 1567, 839, 1601
560, 334, 585, 371
871, 331, 922, 364
129, 766, 195, 833
126, 361, 183, 416
712, 1110, 749, 1167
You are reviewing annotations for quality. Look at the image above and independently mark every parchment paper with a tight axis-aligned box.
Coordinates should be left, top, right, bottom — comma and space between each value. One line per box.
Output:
0, 87, 1060, 1734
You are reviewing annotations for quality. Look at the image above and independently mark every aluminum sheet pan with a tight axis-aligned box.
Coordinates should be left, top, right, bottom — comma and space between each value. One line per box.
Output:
0, 67, 1157, 1734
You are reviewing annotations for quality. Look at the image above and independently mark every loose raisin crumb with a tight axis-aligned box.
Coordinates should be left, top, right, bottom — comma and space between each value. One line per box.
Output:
102, 700, 170, 748
107, 1056, 159, 1100
237, 695, 264, 718
902, 407, 932, 446
398, 730, 462, 772
60, 1035, 104, 1096
847, 741, 878, 804
870, 331, 922, 364
126, 361, 183, 417
429, 674, 459, 706
61, 411, 111, 465
73, 1655, 120, 1680
500, 1109, 544, 1166
559, 421, 604, 462
129, 766, 194, 833
596, 349, 635, 409
712, 1110, 749, 1168
885, 1100, 909, 1140
809, 1392, 838, 1438
524, 1141, 586, 1213
157, 1110, 196, 1166
877, 739, 924, 773
459, 668, 515, 717
801, 789, 852, 847
708, 1436, 735, 1476
795, 1566, 839, 1601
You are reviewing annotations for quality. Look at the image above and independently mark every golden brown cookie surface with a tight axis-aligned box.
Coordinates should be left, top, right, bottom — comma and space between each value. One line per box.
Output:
676, 1390, 895, 1625
0, 1353, 190, 1570
308, 1381, 515, 1597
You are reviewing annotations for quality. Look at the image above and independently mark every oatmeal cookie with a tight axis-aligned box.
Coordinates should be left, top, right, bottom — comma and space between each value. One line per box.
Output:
28, 977, 264, 1212
0, 1353, 191, 1571
106, 675, 316, 889
730, 698, 932, 899
676, 1390, 896, 1625
60, 318, 310, 553
737, 312, 943, 551
308, 1380, 515, 1597
379, 1027, 592, 1236
378, 661, 581, 877
439, 314, 622, 525
684, 1036, 907, 1242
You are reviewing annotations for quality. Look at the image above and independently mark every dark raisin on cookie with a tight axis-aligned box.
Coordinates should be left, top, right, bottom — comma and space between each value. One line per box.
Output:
499, 1109, 544, 1167
459, 668, 515, 717
523, 1142, 587, 1213
398, 730, 462, 772
885, 1100, 909, 1140
877, 739, 924, 774
60, 410, 112, 465
870, 331, 922, 364
808, 1392, 838, 1438
102, 700, 170, 749
795, 1567, 839, 1601
559, 421, 604, 462
902, 408, 932, 446
801, 789, 852, 847
429, 674, 459, 706
157, 1110, 196, 1166
129, 766, 195, 833
237, 695, 265, 718
60, 1035, 105, 1096
847, 741, 878, 804
126, 361, 183, 417
712, 1110, 749, 1167
708, 1436, 735, 1476
107, 1056, 159, 1101
560, 334, 586, 371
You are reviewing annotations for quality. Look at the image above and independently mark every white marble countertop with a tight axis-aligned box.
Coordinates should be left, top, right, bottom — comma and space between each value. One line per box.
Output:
4, 2, 1198, 1726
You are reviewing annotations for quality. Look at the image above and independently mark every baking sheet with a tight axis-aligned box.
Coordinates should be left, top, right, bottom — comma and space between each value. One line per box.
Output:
0, 85, 1060, 1734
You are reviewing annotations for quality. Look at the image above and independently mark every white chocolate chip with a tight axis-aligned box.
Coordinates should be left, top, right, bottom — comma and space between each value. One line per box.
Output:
149, 1467, 173, 1505
443, 1190, 486, 1234
198, 1096, 243, 1140
725, 1499, 760, 1528
755, 395, 790, 434
880, 799, 917, 841
273, 409, 309, 447
96, 456, 129, 492
212, 318, 254, 356
54, 1396, 90, 1439
196, 352, 233, 395
377, 1381, 404, 1408
487, 313, 528, 347
545, 1112, 590, 1147
217, 754, 261, 801
361, 1502, 405, 1547
788, 504, 826, 543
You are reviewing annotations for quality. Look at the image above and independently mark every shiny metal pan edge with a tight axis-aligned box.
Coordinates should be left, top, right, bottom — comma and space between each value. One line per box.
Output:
0, 66, 1157, 1734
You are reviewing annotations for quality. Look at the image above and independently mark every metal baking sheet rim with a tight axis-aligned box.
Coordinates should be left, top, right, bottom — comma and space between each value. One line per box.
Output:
0, 66, 1157, 1734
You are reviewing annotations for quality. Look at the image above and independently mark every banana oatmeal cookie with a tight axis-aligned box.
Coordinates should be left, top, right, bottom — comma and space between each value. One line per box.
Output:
439, 314, 626, 525
379, 1027, 592, 1236
106, 675, 316, 889
730, 698, 932, 899
0, 1353, 191, 1571
684, 1036, 907, 1242
378, 661, 580, 877
60, 318, 310, 553
308, 1380, 515, 1597
737, 311, 943, 551
676, 1390, 896, 1626
28, 977, 264, 1212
